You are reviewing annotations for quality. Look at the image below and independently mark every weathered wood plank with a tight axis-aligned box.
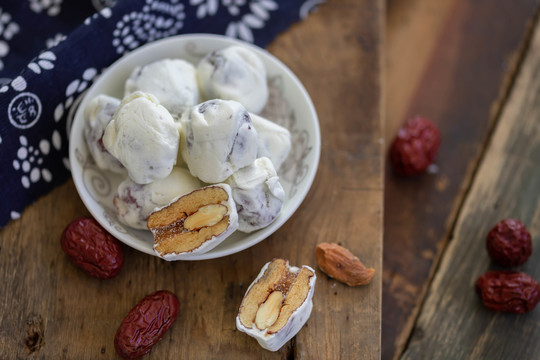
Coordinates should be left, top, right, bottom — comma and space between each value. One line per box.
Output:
401, 18, 540, 359
0, 0, 383, 358
383, 1, 539, 358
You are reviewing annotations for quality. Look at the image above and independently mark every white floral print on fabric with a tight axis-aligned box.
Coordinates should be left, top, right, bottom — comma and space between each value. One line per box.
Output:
111, 0, 185, 54
1, 51, 56, 94
54, 67, 98, 125
190, 0, 219, 18
224, 0, 278, 43
223, 0, 246, 16
92, 0, 118, 11
8, 91, 42, 129
0, 76, 24, 93
0, 8, 20, 72
27, 51, 56, 74
52, 67, 98, 170
46, 33, 66, 49
29, 0, 63, 17
84, 7, 113, 26
12, 134, 56, 189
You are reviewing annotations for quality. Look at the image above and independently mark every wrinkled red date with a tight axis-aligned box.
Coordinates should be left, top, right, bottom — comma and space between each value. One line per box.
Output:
115, 290, 179, 359
475, 271, 540, 313
61, 217, 124, 279
390, 116, 441, 176
486, 218, 532, 267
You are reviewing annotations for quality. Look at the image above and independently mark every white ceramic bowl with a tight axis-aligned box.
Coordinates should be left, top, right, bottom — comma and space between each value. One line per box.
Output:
69, 34, 320, 260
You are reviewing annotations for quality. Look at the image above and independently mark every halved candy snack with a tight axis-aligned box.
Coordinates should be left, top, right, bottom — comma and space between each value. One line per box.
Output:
236, 258, 316, 351
147, 184, 238, 260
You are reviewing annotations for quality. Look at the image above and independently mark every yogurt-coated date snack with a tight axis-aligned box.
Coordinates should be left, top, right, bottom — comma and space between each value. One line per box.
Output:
197, 46, 268, 113
114, 167, 202, 229
148, 184, 238, 260
83, 95, 125, 173
103, 91, 179, 184
125, 59, 199, 117
180, 99, 258, 183
225, 157, 284, 233
250, 113, 291, 171
236, 258, 316, 351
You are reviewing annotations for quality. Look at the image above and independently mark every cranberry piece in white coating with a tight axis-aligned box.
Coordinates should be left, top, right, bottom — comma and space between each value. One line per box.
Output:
114, 167, 202, 230
197, 46, 268, 114
180, 99, 258, 184
225, 157, 284, 233
103, 92, 179, 184
125, 58, 199, 118
83, 95, 125, 173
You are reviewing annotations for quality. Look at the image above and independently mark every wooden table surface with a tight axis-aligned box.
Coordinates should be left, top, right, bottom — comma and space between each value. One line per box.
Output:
2, 0, 540, 359
385, 0, 540, 359
0, 1, 384, 359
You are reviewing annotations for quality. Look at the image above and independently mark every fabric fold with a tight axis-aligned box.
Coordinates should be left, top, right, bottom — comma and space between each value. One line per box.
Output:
0, 0, 322, 227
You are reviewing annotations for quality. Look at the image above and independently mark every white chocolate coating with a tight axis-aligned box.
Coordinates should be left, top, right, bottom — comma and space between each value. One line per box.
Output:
125, 58, 199, 117
103, 91, 179, 184
236, 261, 317, 351
250, 113, 291, 171
154, 183, 239, 260
197, 46, 268, 113
83, 95, 125, 173
114, 167, 202, 229
225, 157, 284, 233
180, 99, 258, 184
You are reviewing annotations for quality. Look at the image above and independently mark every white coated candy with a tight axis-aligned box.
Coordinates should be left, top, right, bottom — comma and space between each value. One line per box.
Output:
114, 167, 202, 229
250, 113, 291, 171
226, 157, 284, 233
197, 46, 268, 113
83, 95, 125, 173
125, 58, 199, 117
103, 91, 179, 184
180, 99, 258, 184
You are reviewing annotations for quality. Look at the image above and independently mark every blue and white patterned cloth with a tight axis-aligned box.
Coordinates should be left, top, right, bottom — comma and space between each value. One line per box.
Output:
0, 0, 323, 227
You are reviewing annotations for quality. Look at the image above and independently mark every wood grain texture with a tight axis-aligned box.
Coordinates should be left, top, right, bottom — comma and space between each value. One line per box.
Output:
383, 1, 539, 359
401, 19, 540, 359
0, 0, 384, 358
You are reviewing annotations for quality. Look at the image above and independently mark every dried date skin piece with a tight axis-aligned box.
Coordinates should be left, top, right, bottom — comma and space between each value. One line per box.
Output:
486, 218, 532, 267
115, 290, 179, 359
475, 271, 540, 313
61, 217, 124, 279
390, 116, 441, 176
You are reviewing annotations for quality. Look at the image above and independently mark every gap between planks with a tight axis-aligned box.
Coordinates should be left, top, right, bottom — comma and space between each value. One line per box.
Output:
396, 4, 540, 360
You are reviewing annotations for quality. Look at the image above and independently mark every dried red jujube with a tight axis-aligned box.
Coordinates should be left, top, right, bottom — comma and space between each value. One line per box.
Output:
115, 290, 179, 359
475, 271, 540, 313
390, 116, 441, 176
486, 218, 532, 267
61, 217, 124, 279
